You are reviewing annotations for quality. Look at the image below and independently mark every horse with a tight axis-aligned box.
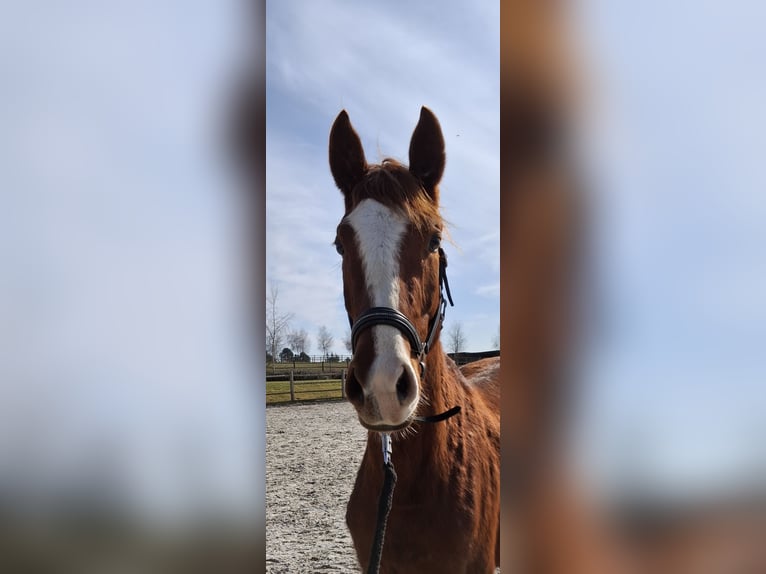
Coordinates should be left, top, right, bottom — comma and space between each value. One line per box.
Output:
328, 107, 500, 573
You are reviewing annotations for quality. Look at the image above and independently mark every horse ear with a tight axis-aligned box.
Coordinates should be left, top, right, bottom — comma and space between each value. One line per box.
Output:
329, 110, 367, 198
409, 106, 445, 200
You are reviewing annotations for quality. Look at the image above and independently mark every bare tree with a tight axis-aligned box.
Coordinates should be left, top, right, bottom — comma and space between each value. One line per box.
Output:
298, 328, 310, 355
266, 281, 293, 362
317, 325, 334, 360
491, 323, 500, 350
343, 328, 353, 354
287, 328, 310, 356
447, 322, 466, 354
286, 330, 300, 353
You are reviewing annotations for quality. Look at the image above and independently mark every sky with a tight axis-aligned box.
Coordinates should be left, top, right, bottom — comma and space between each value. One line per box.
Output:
265, 0, 500, 356
572, 0, 766, 496
0, 0, 259, 524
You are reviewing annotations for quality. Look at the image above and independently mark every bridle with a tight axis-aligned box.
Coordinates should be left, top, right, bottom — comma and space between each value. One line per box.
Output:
345, 247, 460, 574
349, 247, 454, 378
347, 245, 459, 427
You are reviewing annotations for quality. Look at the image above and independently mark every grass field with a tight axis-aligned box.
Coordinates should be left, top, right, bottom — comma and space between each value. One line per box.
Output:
266, 378, 344, 404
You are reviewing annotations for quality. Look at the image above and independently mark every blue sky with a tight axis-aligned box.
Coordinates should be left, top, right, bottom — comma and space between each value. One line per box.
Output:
0, 1, 258, 523
573, 0, 766, 495
265, 0, 500, 355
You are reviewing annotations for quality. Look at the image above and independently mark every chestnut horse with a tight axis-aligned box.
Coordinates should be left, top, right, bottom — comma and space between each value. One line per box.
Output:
328, 107, 500, 573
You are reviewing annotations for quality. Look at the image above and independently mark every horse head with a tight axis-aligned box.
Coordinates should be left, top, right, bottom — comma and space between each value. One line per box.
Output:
329, 107, 448, 432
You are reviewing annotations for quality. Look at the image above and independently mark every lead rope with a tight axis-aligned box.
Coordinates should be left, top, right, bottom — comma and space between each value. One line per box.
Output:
366, 407, 461, 574
366, 434, 396, 574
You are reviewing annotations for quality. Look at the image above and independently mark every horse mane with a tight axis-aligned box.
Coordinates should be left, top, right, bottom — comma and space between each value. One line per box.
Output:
349, 159, 443, 234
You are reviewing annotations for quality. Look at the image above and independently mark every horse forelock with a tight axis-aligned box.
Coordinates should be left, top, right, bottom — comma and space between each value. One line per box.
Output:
349, 159, 443, 235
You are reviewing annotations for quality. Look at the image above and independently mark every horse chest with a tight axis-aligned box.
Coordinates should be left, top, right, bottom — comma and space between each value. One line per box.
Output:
347, 500, 473, 573
346, 463, 491, 573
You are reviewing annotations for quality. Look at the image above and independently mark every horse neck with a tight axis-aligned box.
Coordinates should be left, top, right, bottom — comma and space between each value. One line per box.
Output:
363, 341, 464, 486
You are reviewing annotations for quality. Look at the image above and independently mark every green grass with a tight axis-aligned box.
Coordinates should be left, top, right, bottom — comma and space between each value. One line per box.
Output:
266, 378, 344, 404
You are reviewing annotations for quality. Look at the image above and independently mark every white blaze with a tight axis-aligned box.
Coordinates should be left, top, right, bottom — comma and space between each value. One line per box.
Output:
346, 199, 406, 308
346, 199, 418, 422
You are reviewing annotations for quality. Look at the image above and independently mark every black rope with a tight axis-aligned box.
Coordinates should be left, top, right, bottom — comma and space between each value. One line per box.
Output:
366, 460, 397, 574
414, 405, 461, 423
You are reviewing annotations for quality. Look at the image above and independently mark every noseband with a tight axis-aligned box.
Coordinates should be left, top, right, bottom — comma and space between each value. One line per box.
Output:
349, 248, 454, 377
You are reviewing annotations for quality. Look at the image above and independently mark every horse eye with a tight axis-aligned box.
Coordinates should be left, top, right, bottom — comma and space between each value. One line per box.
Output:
428, 234, 441, 253
335, 241, 345, 256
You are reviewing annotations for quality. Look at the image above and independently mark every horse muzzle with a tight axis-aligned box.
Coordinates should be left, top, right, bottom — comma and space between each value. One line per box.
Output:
345, 349, 420, 430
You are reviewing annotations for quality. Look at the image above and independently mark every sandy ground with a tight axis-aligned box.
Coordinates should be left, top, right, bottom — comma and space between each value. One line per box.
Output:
266, 401, 367, 573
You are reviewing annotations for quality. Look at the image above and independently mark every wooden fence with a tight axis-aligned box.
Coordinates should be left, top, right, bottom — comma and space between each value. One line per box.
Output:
267, 351, 498, 373
265, 351, 500, 404
266, 369, 347, 404
266, 356, 351, 376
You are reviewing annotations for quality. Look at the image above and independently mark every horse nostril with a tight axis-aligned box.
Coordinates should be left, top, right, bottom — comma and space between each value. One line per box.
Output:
345, 371, 364, 407
396, 371, 411, 404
